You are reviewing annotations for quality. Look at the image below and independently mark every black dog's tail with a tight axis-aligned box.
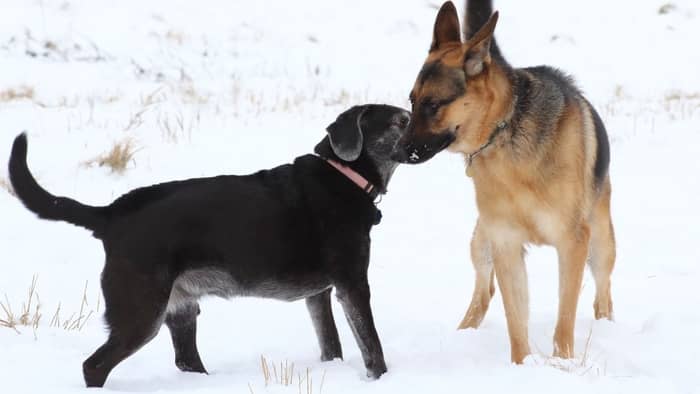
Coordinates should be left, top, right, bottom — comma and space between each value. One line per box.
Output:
464, 0, 508, 66
8, 133, 108, 237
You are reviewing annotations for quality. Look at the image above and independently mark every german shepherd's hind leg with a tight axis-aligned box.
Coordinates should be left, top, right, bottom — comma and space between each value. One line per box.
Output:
492, 243, 530, 364
458, 220, 495, 329
306, 288, 343, 361
165, 302, 208, 374
553, 224, 591, 359
588, 181, 615, 320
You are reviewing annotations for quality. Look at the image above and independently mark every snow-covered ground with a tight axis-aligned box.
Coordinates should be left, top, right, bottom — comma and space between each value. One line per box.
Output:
1, 0, 699, 393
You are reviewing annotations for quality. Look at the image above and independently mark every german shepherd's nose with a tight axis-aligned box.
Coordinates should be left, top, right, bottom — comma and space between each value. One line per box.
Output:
391, 129, 456, 164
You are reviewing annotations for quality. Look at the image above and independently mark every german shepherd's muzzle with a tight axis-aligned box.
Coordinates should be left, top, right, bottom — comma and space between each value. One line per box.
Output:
391, 125, 456, 164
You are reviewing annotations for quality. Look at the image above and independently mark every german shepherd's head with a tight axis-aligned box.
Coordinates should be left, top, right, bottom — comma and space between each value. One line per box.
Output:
392, 1, 507, 164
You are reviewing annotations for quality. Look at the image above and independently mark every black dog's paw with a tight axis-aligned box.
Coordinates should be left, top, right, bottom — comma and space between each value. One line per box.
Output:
366, 361, 388, 380
320, 353, 343, 362
175, 359, 208, 374
83, 361, 108, 388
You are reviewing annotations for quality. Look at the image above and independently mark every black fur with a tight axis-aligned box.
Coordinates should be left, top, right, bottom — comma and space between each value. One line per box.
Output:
8, 104, 411, 387
588, 100, 610, 187
464, 0, 507, 66
9, 134, 108, 236
417, 61, 444, 84
326, 105, 365, 161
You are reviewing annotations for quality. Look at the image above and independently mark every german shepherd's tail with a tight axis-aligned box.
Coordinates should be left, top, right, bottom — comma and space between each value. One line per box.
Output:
8, 133, 108, 237
463, 0, 507, 65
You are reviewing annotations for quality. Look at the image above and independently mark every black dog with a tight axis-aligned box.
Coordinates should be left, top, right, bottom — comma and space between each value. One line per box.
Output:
8, 104, 411, 387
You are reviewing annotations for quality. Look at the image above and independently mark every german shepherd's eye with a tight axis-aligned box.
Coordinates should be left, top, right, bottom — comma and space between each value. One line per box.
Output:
421, 99, 440, 116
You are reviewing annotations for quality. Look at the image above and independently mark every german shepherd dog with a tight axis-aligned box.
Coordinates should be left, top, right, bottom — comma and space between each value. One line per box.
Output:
8, 104, 411, 386
392, 0, 615, 363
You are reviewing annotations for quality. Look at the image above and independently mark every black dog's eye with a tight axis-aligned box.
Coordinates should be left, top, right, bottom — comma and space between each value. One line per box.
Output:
397, 116, 409, 128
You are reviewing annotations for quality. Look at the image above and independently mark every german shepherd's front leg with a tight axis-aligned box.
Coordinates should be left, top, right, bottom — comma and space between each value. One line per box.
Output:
335, 281, 387, 379
492, 242, 531, 364
553, 224, 591, 359
458, 220, 495, 329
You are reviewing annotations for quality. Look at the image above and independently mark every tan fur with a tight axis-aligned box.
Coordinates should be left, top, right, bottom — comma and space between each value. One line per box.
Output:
410, 5, 616, 364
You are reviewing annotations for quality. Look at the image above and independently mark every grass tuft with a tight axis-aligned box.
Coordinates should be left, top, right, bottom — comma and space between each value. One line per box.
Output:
0, 177, 16, 197
0, 85, 35, 102
658, 3, 677, 14
50, 280, 96, 331
255, 355, 326, 394
84, 139, 138, 174
1, 275, 41, 337
1, 276, 98, 336
531, 325, 605, 377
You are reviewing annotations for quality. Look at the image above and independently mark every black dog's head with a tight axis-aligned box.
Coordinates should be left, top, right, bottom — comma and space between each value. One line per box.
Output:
315, 104, 411, 192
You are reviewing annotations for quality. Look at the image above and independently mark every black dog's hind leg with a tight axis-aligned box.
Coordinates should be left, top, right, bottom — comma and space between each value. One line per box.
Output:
83, 285, 166, 386
165, 303, 207, 374
336, 281, 387, 379
82, 261, 172, 387
306, 288, 343, 361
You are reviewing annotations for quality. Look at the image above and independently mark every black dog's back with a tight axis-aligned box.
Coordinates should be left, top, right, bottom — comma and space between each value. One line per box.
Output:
105, 165, 321, 282
9, 133, 308, 250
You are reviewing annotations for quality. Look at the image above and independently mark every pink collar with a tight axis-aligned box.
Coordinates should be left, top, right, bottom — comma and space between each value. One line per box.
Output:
324, 158, 376, 195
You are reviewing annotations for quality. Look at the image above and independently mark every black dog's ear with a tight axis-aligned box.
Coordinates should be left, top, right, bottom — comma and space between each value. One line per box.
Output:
325, 105, 366, 162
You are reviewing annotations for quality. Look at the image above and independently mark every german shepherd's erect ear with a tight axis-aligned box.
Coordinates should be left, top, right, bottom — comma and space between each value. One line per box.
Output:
325, 105, 366, 161
463, 12, 498, 77
431, 1, 462, 51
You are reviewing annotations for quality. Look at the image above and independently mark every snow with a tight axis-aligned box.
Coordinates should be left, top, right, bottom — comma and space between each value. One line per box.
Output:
1, 0, 699, 393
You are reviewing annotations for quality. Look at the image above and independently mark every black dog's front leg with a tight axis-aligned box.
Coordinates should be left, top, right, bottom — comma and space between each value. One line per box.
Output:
336, 282, 387, 379
306, 288, 343, 361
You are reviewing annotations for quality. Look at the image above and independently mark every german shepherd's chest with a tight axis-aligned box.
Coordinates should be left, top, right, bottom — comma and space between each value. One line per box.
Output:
472, 169, 567, 247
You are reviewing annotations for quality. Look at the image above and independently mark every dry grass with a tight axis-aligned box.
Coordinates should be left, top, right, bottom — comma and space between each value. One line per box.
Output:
664, 91, 700, 102
158, 109, 199, 143
49, 280, 98, 331
1, 276, 98, 336
32, 95, 80, 109
84, 139, 138, 174
663, 90, 700, 120
0, 177, 16, 197
1, 275, 42, 337
658, 3, 677, 14
179, 82, 209, 105
531, 325, 606, 377
122, 87, 165, 132
0, 85, 35, 102
255, 355, 326, 394
165, 30, 185, 46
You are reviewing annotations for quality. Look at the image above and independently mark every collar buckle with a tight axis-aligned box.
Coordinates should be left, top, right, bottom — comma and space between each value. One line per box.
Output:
465, 119, 509, 178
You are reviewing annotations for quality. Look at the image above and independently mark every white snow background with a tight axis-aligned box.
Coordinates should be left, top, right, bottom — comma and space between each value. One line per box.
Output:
1, 0, 699, 393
